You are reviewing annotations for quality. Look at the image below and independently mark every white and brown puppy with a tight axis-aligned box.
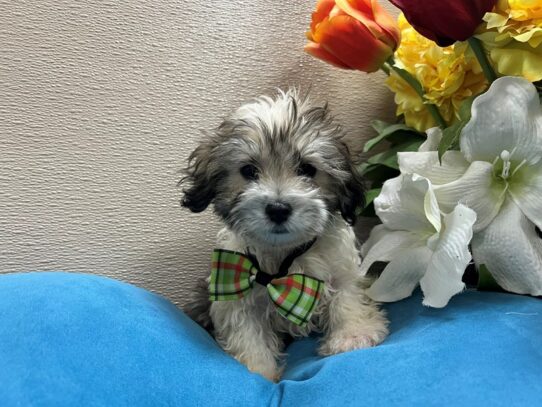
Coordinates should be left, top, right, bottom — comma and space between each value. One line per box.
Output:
180, 90, 388, 381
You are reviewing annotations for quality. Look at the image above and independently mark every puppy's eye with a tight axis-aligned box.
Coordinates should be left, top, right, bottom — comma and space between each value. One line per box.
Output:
297, 163, 317, 178
240, 164, 258, 180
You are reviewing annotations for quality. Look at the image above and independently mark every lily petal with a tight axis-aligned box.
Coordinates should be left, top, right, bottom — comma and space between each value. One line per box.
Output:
460, 76, 542, 165
423, 176, 441, 233
366, 246, 432, 303
398, 150, 469, 185
433, 161, 506, 232
375, 174, 435, 233
472, 199, 542, 296
360, 225, 422, 275
420, 204, 476, 308
418, 127, 442, 152
510, 163, 542, 230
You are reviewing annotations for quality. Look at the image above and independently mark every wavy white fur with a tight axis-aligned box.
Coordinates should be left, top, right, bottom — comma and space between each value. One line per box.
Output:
181, 89, 388, 381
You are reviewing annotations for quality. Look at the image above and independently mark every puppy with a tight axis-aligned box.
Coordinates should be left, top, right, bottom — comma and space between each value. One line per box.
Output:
180, 90, 388, 381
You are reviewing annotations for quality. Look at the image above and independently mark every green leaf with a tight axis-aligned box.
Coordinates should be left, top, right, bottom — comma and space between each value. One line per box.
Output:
386, 131, 425, 146
363, 123, 423, 153
477, 264, 505, 292
371, 120, 391, 134
358, 164, 400, 188
367, 139, 424, 169
437, 96, 475, 161
357, 162, 372, 176
357, 201, 376, 217
364, 188, 382, 208
355, 188, 382, 217
391, 66, 424, 96
437, 122, 463, 161
356, 188, 382, 218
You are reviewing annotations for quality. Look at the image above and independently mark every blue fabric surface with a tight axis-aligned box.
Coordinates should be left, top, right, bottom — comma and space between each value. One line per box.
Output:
1, 272, 541, 406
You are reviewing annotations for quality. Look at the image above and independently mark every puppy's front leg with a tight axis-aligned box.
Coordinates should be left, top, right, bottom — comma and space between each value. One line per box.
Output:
319, 281, 388, 355
210, 300, 282, 381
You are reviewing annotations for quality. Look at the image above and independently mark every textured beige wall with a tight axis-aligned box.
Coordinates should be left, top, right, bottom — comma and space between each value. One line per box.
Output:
0, 0, 397, 306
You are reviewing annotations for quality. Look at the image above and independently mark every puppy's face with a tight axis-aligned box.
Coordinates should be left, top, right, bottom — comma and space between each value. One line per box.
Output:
181, 90, 364, 249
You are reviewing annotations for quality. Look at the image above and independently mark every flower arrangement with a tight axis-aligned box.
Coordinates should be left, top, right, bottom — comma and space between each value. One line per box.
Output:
305, 0, 542, 307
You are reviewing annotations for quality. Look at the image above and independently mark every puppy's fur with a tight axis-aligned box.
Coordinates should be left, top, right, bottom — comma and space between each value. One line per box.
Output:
180, 90, 388, 381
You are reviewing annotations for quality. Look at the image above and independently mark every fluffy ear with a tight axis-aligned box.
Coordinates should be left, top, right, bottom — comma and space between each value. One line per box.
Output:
180, 140, 220, 213
338, 146, 366, 226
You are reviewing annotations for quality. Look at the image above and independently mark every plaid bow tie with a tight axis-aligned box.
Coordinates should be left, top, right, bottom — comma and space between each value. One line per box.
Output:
209, 244, 323, 326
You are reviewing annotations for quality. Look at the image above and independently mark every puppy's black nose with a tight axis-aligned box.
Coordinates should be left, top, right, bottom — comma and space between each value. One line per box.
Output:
265, 202, 292, 224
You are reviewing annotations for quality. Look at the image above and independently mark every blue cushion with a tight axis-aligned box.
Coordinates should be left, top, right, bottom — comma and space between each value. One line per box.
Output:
1, 272, 541, 406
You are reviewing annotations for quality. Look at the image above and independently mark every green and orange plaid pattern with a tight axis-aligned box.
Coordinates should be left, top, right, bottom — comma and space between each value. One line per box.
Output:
209, 249, 323, 326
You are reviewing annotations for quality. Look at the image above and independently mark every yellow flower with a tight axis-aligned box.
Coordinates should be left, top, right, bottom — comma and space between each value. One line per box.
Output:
386, 15, 488, 132
476, 0, 542, 81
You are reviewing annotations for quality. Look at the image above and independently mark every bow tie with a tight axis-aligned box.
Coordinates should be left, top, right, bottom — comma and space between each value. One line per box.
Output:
208, 240, 323, 326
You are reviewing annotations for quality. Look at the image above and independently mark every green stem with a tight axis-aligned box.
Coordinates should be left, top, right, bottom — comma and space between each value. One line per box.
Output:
424, 103, 447, 129
467, 37, 497, 83
386, 58, 447, 129
380, 63, 390, 76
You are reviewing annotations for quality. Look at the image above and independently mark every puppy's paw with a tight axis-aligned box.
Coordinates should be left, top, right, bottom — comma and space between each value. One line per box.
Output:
318, 325, 388, 356
256, 367, 281, 383
237, 355, 282, 382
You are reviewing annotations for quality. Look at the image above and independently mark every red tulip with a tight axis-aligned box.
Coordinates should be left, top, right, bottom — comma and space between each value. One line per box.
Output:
305, 0, 400, 73
389, 0, 497, 46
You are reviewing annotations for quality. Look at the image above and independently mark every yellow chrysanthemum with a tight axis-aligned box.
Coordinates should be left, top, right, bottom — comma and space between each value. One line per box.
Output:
386, 15, 488, 132
476, 0, 542, 81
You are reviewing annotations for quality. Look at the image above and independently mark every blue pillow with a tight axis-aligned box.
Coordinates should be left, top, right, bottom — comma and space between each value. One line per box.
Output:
0, 272, 540, 406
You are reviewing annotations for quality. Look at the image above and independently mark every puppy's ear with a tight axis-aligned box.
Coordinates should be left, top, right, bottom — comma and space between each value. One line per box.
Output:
337, 145, 365, 226
180, 139, 220, 213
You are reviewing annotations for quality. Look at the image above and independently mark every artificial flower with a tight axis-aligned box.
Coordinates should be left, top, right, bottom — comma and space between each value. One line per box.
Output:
361, 174, 476, 307
386, 15, 487, 131
398, 76, 542, 296
389, 0, 497, 46
418, 127, 443, 152
305, 0, 400, 72
476, 0, 542, 81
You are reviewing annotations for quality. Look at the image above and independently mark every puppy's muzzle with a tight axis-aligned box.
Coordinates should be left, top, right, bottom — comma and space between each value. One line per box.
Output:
265, 201, 292, 224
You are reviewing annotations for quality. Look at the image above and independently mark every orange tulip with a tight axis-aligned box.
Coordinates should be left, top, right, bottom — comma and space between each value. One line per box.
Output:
305, 0, 400, 72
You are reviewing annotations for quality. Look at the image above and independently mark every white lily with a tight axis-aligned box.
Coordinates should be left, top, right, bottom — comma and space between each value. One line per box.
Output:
360, 174, 477, 308
398, 77, 542, 296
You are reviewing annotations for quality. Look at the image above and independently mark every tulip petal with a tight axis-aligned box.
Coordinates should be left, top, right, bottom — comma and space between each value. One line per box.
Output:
360, 225, 422, 275
366, 246, 432, 303
420, 204, 476, 308
510, 163, 542, 230
369, 0, 401, 45
304, 42, 351, 69
335, 0, 400, 48
433, 161, 506, 232
314, 14, 393, 72
374, 175, 435, 233
472, 199, 542, 296
460, 77, 542, 165
334, 0, 378, 33
389, 0, 496, 46
309, 0, 338, 37
398, 150, 470, 185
